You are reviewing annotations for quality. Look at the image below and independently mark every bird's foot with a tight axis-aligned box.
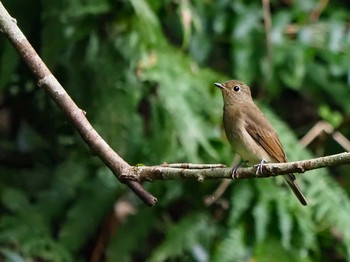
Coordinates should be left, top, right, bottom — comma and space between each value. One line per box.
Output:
254, 159, 267, 176
230, 161, 248, 180
230, 163, 241, 180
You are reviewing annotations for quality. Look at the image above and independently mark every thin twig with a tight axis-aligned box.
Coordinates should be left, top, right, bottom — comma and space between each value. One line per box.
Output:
0, 2, 157, 206
310, 0, 329, 21
262, 0, 272, 64
300, 121, 350, 152
161, 163, 226, 169
204, 180, 231, 206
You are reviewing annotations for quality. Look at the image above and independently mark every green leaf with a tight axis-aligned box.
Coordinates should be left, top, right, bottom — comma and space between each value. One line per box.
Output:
58, 175, 117, 252
212, 226, 247, 262
149, 213, 214, 262
279, 46, 305, 89
277, 194, 293, 249
139, 46, 221, 162
252, 188, 271, 242
254, 236, 301, 262
228, 182, 254, 225
106, 208, 157, 262
318, 104, 343, 128
0, 42, 19, 89
1, 188, 30, 213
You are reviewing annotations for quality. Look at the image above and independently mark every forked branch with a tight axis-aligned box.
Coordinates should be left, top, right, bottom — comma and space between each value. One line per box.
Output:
1, 3, 349, 207
0, 2, 157, 206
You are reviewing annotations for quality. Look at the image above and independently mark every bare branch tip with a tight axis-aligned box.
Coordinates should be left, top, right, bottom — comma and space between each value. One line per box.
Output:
126, 180, 157, 207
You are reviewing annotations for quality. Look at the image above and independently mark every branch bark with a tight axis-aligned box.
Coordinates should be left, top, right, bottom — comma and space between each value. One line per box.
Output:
0, 2, 157, 206
125, 152, 350, 182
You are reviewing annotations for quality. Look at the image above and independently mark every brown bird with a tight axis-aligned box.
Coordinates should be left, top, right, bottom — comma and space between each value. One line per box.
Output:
215, 80, 307, 206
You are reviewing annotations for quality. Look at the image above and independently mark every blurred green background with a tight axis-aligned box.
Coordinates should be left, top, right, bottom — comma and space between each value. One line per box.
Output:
1, 0, 350, 261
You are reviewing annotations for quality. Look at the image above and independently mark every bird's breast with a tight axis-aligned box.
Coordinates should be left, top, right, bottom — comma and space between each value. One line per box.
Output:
223, 107, 273, 164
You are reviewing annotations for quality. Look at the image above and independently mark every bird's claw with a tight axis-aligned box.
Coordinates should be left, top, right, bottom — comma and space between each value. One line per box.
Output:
254, 159, 267, 176
231, 161, 249, 179
230, 166, 238, 180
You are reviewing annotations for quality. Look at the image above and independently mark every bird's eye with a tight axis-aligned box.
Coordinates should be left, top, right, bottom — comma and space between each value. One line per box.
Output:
233, 85, 240, 92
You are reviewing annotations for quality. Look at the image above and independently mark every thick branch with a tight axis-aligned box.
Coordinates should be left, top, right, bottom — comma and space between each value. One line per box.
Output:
0, 3, 157, 206
126, 152, 350, 182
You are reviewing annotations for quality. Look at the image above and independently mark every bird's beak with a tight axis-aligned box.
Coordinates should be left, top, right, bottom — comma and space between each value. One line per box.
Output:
214, 83, 224, 89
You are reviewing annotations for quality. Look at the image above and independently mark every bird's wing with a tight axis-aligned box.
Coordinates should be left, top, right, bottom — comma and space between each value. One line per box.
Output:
243, 104, 287, 163
243, 103, 307, 205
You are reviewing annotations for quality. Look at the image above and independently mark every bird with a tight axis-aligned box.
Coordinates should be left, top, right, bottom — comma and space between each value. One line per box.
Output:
215, 80, 307, 206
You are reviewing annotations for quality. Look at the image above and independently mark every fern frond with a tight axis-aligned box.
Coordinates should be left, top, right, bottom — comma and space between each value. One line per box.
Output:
263, 105, 350, 258
148, 213, 214, 262
211, 226, 247, 262
228, 182, 254, 226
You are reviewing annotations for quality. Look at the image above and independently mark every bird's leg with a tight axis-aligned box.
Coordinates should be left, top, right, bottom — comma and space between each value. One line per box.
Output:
254, 159, 267, 176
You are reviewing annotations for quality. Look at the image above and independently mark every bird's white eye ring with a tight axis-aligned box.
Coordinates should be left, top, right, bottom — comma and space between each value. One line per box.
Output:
233, 85, 240, 92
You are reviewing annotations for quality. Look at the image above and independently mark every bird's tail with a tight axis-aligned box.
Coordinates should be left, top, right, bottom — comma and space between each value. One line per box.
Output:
283, 174, 307, 206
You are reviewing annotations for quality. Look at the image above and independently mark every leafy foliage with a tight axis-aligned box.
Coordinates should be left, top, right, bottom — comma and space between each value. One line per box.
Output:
1, 0, 350, 261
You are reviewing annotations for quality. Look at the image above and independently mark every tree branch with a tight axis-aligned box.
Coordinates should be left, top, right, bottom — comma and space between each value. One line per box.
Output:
2, 3, 350, 207
124, 152, 350, 182
0, 2, 157, 206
